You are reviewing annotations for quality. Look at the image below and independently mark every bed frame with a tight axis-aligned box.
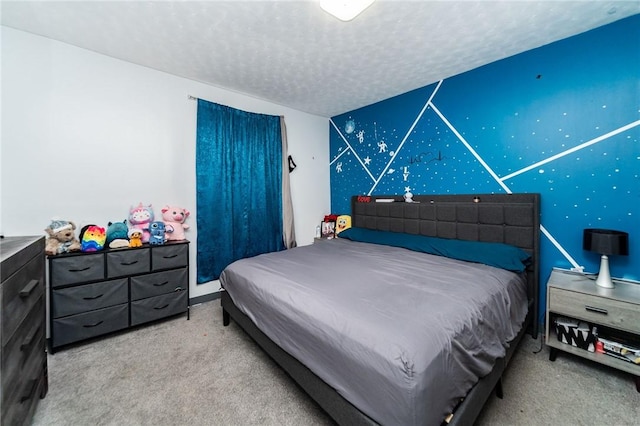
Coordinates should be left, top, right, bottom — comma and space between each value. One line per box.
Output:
222, 193, 540, 425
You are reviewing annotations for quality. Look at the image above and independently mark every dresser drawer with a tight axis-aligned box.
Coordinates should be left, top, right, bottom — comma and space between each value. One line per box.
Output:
2, 297, 45, 393
2, 361, 46, 426
51, 253, 105, 287
52, 303, 129, 347
131, 290, 188, 326
152, 244, 188, 271
130, 268, 187, 301
107, 248, 150, 278
52, 278, 128, 318
549, 287, 640, 334
2, 254, 44, 346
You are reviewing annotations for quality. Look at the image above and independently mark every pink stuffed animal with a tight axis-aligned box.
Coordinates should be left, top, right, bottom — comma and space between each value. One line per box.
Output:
129, 203, 154, 243
161, 205, 190, 241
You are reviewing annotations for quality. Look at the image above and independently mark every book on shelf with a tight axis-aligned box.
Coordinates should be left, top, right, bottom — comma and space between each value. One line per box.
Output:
598, 336, 640, 365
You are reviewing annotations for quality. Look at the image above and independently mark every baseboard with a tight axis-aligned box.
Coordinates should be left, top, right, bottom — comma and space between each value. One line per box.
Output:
190, 291, 222, 306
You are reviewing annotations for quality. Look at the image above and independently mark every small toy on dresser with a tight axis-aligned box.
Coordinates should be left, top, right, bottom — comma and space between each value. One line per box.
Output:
80, 225, 106, 252
128, 228, 143, 248
147, 221, 166, 245
106, 220, 129, 249
129, 203, 154, 243
161, 205, 190, 241
44, 219, 81, 255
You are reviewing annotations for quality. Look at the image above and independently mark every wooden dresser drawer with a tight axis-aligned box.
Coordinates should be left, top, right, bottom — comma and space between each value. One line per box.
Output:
106, 248, 150, 278
1, 297, 45, 393
1, 254, 45, 346
2, 365, 46, 426
152, 243, 188, 271
51, 253, 105, 287
52, 278, 128, 318
549, 287, 640, 334
130, 268, 188, 301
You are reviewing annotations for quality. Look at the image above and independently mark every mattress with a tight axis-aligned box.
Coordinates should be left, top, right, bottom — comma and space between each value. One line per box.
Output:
220, 237, 528, 426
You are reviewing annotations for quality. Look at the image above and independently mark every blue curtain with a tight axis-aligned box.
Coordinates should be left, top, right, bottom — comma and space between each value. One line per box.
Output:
196, 99, 285, 283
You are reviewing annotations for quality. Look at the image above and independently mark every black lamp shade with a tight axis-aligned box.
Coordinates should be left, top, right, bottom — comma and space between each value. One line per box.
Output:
583, 229, 629, 256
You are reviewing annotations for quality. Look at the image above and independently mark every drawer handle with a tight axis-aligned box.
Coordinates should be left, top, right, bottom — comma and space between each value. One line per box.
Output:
585, 305, 608, 315
83, 294, 104, 300
20, 379, 39, 403
120, 260, 138, 266
153, 281, 169, 287
163, 254, 178, 259
83, 320, 104, 328
20, 279, 39, 298
21, 324, 41, 351
154, 304, 170, 310
174, 287, 184, 292
69, 266, 91, 273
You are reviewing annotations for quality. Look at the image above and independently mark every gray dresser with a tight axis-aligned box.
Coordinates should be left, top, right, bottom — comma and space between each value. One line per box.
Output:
48, 241, 189, 352
1, 236, 48, 426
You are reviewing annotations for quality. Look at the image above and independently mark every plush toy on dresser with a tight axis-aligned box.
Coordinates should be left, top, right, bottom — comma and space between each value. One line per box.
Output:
128, 203, 154, 243
44, 219, 82, 255
128, 228, 143, 248
106, 220, 129, 249
147, 221, 166, 245
79, 225, 107, 252
161, 205, 190, 241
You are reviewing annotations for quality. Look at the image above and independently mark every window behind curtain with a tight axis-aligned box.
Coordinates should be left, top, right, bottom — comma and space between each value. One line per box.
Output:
195, 99, 285, 283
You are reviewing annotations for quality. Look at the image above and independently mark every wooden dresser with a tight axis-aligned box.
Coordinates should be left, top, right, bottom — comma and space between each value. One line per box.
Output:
1, 236, 48, 425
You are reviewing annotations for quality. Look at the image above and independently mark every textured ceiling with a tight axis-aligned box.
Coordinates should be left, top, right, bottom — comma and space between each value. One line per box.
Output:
1, 1, 639, 117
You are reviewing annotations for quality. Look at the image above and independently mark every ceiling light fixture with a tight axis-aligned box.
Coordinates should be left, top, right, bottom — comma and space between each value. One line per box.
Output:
320, 0, 375, 22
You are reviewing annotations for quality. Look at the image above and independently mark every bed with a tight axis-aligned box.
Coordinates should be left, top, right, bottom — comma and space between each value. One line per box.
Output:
220, 193, 540, 425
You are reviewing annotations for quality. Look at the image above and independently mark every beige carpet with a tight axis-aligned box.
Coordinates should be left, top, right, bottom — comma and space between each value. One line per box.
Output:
33, 301, 639, 425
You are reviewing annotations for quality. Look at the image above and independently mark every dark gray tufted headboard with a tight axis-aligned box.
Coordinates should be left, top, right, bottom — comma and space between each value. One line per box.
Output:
351, 193, 540, 336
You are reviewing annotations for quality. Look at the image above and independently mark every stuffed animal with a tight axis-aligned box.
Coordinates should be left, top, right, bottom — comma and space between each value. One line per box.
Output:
80, 225, 107, 252
335, 215, 352, 235
106, 220, 129, 249
147, 221, 166, 245
44, 219, 81, 255
129, 203, 154, 243
161, 205, 190, 241
128, 228, 143, 248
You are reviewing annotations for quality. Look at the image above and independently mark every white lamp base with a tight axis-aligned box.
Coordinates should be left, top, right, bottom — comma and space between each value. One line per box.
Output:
595, 255, 614, 288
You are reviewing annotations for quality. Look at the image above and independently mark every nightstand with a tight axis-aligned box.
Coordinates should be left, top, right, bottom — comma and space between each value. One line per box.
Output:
545, 267, 640, 391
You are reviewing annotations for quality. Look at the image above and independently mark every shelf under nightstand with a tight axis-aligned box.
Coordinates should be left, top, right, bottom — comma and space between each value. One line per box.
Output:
545, 267, 640, 392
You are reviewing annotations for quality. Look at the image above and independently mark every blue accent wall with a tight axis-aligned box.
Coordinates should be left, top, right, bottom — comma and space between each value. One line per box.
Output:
329, 15, 640, 320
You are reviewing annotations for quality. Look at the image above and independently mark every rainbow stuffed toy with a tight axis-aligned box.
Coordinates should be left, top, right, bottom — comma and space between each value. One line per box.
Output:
80, 225, 106, 252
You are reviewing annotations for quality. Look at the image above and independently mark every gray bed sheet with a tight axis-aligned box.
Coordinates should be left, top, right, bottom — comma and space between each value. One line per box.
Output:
220, 238, 528, 426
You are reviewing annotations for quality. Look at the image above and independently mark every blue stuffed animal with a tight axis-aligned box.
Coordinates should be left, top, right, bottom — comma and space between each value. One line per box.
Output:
147, 221, 166, 245
106, 220, 129, 248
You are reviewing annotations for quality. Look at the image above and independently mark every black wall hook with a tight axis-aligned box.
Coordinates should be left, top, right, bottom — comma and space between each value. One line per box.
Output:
288, 155, 297, 173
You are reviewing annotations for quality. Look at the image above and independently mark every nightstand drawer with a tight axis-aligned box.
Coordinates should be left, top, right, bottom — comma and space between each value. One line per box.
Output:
549, 287, 640, 334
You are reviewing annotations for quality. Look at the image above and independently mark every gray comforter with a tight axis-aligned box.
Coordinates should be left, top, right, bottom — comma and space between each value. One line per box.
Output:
220, 238, 528, 426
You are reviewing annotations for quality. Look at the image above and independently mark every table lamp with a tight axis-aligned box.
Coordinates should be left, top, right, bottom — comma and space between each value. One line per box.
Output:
583, 228, 629, 288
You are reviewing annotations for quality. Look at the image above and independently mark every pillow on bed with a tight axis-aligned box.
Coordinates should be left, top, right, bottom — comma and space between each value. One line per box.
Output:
338, 227, 531, 272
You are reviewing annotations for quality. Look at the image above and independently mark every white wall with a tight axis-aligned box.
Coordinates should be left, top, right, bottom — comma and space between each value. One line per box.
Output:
1, 27, 330, 299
